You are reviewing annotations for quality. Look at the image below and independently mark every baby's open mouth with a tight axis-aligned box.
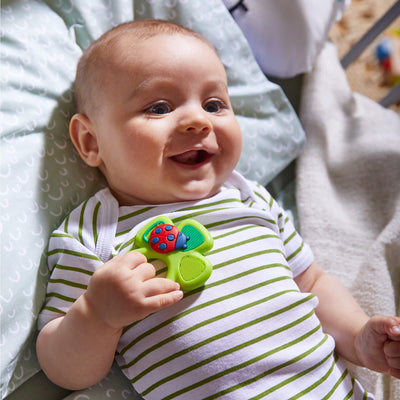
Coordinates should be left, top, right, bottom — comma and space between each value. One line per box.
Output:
170, 150, 212, 166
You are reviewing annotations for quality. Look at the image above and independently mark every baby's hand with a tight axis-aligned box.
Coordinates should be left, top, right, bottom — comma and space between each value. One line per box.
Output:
84, 252, 183, 330
355, 315, 400, 379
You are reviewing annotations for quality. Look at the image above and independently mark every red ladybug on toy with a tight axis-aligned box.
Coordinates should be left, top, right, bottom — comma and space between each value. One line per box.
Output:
149, 224, 190, 254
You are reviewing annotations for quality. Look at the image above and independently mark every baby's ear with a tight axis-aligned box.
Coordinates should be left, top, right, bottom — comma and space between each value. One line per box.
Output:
69, 113, 102, 167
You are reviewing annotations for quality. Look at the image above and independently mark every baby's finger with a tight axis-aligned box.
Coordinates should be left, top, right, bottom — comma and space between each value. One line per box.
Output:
143, 277, 181, 298
131, 262, 156, 281
144, 288, 183, 314
386, 318, 400, 341
388, 367, 400, 380
370, 316, 400, 340
387, 356, 400, 373
122, 251, 148, 268
384, 339, 400, 359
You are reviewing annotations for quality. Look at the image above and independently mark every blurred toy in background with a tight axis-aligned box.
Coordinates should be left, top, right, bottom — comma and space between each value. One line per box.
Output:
376, 28, 400, 86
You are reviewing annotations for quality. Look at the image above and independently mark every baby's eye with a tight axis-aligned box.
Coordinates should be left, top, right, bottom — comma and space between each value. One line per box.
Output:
146, 102, 171, 115
203, 99, 226, 113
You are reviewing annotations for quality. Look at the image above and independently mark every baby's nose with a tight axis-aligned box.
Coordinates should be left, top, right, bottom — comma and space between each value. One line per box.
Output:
179, 107, 212, 134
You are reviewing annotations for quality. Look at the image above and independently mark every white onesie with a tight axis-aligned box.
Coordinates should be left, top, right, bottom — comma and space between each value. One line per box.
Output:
39, 171, 371, 399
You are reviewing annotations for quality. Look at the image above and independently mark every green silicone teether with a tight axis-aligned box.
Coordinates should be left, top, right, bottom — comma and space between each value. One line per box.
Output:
132, 216, 213, 291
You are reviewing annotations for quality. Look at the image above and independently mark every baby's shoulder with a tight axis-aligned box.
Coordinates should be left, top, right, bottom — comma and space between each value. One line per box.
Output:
57, 187, 117, 233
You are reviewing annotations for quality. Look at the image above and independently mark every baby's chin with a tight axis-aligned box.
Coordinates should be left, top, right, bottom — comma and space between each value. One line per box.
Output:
111, 185, 222, 207
169, 181, 223, 203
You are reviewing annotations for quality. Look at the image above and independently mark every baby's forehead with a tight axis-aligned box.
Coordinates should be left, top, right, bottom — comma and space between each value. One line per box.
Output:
83, 29, 226, 113
97, 31, 220, 77
99, 29, 216, 60
91, 34, 140, 78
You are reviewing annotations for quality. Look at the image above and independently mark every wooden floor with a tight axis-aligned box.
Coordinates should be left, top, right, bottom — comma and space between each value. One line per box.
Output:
329, 0, 400, 112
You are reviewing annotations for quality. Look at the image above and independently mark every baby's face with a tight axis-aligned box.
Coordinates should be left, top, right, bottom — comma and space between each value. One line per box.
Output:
90, 33, 242, 205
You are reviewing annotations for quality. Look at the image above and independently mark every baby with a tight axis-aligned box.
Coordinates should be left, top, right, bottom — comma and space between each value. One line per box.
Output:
37, 19, 400, 399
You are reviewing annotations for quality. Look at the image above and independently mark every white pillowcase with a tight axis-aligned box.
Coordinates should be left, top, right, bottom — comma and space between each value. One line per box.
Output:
224, 0, 350, 78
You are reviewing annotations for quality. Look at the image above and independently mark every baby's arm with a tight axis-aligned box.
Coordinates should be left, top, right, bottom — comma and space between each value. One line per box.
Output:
36, 252, 183, 390
295, 262, 400, 378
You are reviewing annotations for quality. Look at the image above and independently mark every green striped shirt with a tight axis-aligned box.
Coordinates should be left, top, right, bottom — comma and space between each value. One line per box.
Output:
38, 172, 371, 399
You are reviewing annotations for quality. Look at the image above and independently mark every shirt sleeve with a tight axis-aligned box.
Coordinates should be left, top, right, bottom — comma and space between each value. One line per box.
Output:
38, 232, 103, 332
248, 180, 314, 277
38, 196, 106, 330
38, 188, 120, 330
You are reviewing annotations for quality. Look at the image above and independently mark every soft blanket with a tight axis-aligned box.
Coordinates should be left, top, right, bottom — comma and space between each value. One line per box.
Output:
296, 41, 400, 400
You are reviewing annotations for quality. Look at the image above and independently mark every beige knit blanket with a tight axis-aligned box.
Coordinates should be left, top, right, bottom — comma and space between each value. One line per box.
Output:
296, 41, 400, 400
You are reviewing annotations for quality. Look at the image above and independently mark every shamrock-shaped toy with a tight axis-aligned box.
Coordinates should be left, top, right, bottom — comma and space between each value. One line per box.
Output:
133, 216, 213, 291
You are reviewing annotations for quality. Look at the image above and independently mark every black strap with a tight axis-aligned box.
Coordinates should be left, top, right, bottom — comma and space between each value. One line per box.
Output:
228, 0, 248, 13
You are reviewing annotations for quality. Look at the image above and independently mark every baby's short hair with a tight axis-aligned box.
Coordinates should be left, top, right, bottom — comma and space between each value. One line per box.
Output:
74, 19, 216, 116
